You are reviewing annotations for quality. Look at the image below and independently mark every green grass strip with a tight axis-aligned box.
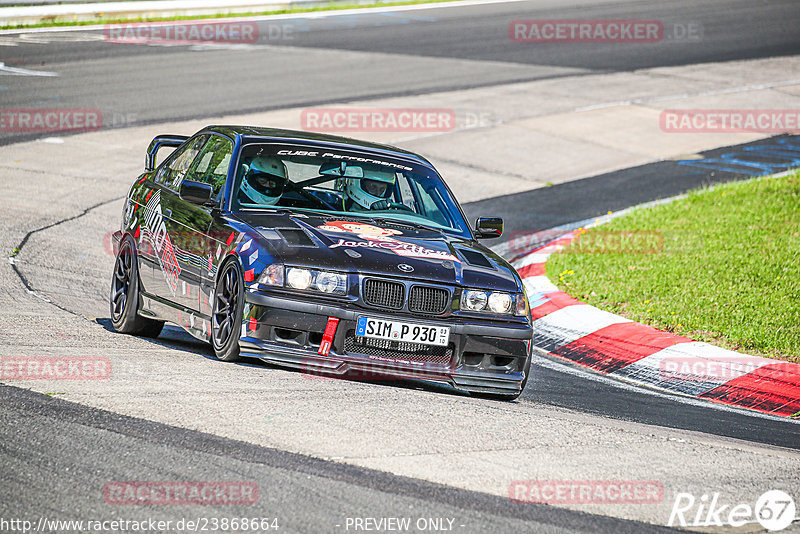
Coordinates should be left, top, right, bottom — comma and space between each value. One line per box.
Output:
547, 170, 800, 363
1, 0, 463, 30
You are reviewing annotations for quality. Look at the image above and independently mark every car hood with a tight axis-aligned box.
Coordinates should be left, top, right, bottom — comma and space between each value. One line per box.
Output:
234, 212, 521, 292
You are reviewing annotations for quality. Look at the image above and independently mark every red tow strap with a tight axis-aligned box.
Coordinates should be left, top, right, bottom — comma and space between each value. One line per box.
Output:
318, 317, 340, 356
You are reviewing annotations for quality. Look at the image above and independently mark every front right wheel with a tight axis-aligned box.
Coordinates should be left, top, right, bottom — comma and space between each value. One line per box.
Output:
211, 259, 245, 362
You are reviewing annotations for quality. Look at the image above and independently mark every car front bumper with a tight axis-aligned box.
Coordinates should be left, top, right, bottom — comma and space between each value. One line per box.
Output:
239, 290, 532, 396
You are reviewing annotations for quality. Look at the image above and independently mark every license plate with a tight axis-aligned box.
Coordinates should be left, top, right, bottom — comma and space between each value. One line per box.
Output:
356, 316, 450, 346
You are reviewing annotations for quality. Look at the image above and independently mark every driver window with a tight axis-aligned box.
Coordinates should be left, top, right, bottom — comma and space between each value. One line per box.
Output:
187, 135, 233, 196
156, 135, 208, 189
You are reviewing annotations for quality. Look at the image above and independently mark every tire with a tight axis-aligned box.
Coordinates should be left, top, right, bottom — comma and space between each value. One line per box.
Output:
110, 236, 164, 338
211, 259, 245, 362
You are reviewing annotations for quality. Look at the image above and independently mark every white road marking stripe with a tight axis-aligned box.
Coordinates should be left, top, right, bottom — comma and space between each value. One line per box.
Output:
513, 252, 552, 269
533, 304, 631, 349
523, 276, 558, 295
535, 243, 570, 255
0, 61, 57, 76
532, 349, 799, 423
612, 342, 774, 396
527, 292, 552, 308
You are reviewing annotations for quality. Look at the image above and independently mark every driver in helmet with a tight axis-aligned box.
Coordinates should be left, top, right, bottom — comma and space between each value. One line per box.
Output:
343, 167, 396, 211
239, 156, 288, 206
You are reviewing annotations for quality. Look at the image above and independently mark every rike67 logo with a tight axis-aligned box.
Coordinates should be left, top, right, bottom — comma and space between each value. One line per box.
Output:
669, 490, 796, 531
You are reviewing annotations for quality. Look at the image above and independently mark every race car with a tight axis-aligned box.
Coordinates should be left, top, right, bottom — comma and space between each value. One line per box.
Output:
110, 126, 533, 399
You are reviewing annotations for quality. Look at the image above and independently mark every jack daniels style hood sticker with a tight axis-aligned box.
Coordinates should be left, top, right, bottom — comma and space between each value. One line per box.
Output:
317, 221, 460, 263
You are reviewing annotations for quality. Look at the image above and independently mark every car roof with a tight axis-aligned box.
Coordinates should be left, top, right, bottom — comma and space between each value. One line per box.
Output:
204, 125, 436, 171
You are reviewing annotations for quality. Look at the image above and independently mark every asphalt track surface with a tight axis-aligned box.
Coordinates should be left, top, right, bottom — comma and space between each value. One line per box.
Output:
0, 385, 677, 533
1, 0, 799, 145
2, 0, 800, 531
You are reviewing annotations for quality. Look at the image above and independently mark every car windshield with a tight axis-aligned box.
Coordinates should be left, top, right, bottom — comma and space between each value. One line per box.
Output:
232, 143, 471, 238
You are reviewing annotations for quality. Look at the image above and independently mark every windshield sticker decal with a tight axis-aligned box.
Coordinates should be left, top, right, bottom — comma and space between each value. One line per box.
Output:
276, 150, 413, 172
318, 221, 460, 263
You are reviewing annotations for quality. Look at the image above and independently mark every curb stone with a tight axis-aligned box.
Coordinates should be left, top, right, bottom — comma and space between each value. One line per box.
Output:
513, 223, 800, 419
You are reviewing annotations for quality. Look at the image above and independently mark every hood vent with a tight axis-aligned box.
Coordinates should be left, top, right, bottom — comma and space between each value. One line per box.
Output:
459, 249, 494, 269
277, 228, 315, 247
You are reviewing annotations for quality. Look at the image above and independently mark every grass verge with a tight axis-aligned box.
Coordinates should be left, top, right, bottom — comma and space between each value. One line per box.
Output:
546, 171, 800, 363
0, 0, 462, 30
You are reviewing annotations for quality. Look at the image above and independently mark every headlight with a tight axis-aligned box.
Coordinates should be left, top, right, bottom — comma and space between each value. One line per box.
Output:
488, 292, 513, 314
461, 289, 523, 316
287, 268, 312, 290
258, 264, 284, 287
262, 265, 347, 295
462, 290, 488, 311
315, 271, 347, 294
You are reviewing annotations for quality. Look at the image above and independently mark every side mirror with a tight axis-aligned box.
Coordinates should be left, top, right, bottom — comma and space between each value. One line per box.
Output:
475, 217, 503, 239
180, 180, 214, 205
145, 134, 189, 171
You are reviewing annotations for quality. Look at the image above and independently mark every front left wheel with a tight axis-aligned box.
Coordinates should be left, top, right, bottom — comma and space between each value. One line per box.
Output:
110, 236, 164, 338
211, 259, 245, 362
